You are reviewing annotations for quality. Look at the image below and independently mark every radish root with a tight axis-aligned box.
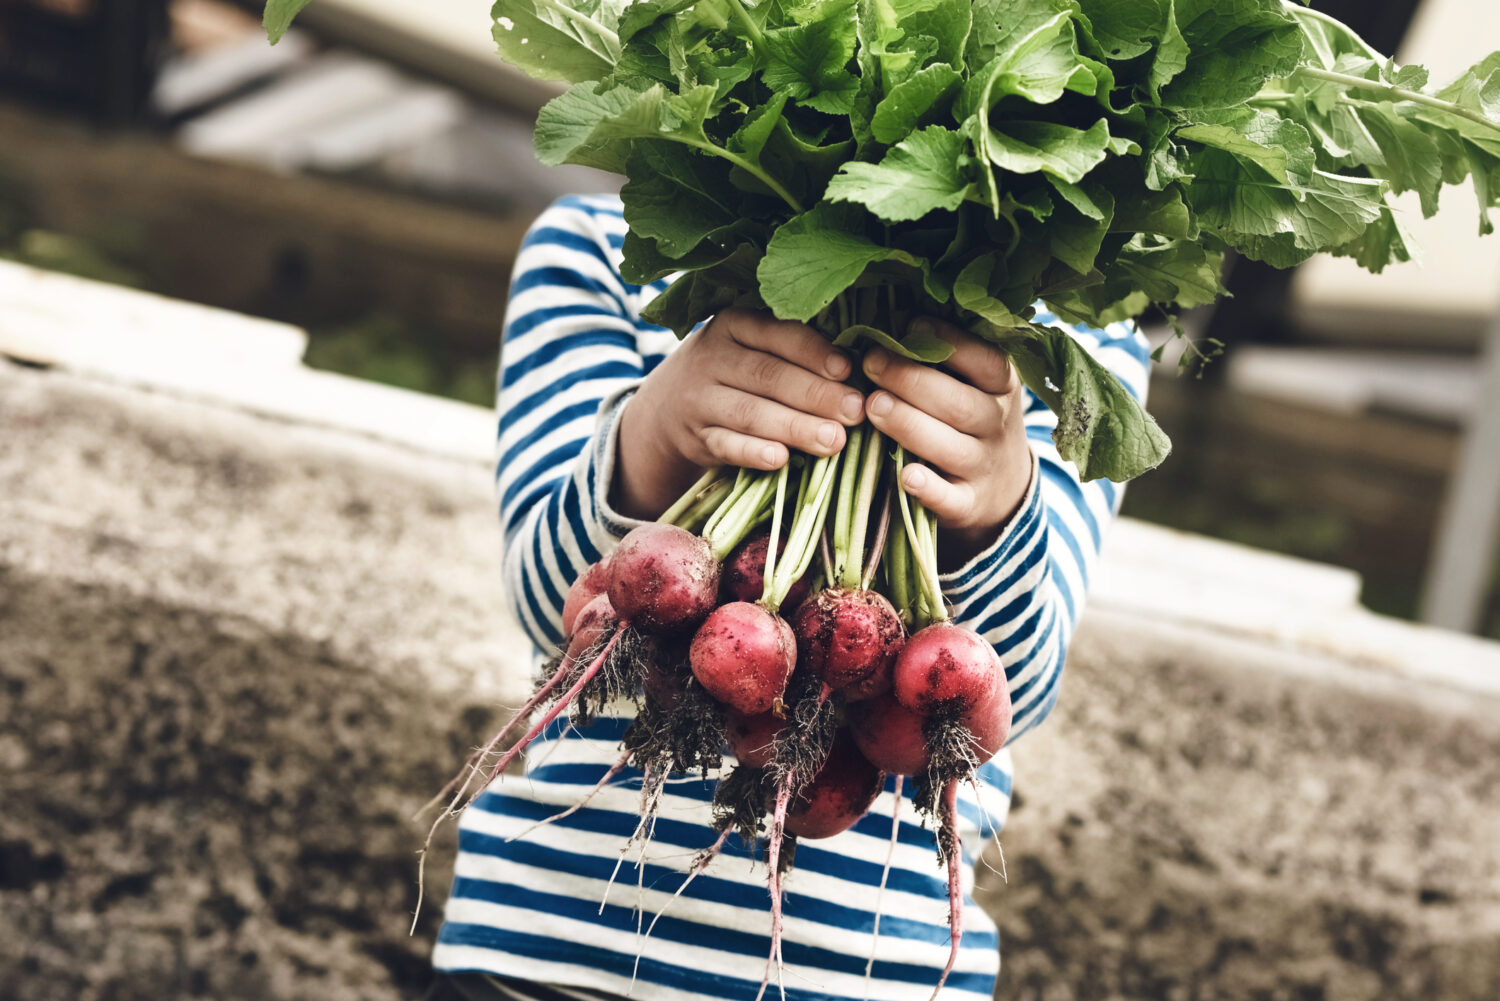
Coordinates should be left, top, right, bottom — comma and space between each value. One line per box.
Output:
507, 746, 633, 843
631, 826, 734, 991
930, 779, 963, 1001
863, 775, 902, 997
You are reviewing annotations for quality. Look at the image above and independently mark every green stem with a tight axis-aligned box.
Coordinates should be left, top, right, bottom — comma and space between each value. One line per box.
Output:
1294, 65, 1500, 138
769, 454, 841, 607
832, 425, 866, 573
682, 138, 805, 213
722, 0, 765, 51
660, 466, 725, 526
706, 470, 778, 561
702, 468, 751, 539
1282, 3, 1384, 61
678, 479, 736, 534
884, 502, 912, 627
892, 447, 946, 625
760, 462, 791, 605
840, 427, 885, 590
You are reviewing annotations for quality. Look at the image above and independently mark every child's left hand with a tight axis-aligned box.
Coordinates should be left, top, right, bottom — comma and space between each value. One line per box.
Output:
861, 318, 1034, 570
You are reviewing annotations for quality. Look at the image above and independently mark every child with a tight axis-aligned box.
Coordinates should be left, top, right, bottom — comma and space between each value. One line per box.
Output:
425, 194, 1149, 1001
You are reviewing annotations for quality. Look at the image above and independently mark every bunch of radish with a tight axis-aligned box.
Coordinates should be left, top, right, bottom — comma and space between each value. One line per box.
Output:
436, 421, 1012, 1001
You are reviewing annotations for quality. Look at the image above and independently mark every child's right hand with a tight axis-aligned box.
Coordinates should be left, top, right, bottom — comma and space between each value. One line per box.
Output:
613, 309, 866, 520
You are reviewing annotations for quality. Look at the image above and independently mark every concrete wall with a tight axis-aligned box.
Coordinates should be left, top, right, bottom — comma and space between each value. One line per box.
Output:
3, 268, 1499, 1000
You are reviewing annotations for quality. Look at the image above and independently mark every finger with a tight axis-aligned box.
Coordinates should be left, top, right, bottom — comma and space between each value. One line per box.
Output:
863, 348, 1005, 437
912, 318, 1019, 396
727, 348, 866, 426
707, 387, 847, 458
718, 308, 853, 381
700, 427, 789, 471
865, 387, 982, 475
899, 463, 980, 528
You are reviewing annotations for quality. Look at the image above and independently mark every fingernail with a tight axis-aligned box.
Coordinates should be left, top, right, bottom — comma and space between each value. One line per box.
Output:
825, 352, 851, 379
904, 466, 927, 489
817, 423, 838, 448
868, 392, 893, 418
908, 318, 935, 339
840, 392, 864, 422
762, 444, 781, 466
864, 350, 887, 376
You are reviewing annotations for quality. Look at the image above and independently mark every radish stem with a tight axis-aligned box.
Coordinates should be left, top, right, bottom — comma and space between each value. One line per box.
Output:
661, 466, 726, 526
841, 427, 886, 590
861, 484, 893, 593
760, 462, 790, 605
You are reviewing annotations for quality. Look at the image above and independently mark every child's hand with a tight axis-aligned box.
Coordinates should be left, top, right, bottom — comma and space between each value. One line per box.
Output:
615, 309, 866, 519
861, 319, 1034, 570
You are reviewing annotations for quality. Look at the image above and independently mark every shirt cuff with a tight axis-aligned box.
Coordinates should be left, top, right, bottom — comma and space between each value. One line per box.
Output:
937, 446, 1044, 600
589, 382, 654, 540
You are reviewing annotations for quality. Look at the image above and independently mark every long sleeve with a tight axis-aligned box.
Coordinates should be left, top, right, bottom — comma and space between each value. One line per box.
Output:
941, 313, 1151, 746
496, 196, 664, 652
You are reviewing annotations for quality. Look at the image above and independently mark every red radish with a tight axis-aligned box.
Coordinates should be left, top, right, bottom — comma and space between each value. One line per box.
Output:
961, 665, 1013, 761
568, 593, 620, 661
725, 709, 786, 770
561, 555, 611, 636
721, 529, 812, 611
608, 522, 720, 634
784, 730, 882, 839
892, 621, 999, 716
846, 694, 930, 776
792, 588, 904, 694
689, 601, 795, 715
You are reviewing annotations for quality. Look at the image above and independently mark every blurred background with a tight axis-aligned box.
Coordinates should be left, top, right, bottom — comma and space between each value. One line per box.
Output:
3, 2, 1499, 1001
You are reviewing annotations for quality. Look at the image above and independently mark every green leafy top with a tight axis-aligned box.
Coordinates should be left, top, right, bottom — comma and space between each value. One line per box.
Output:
268, 0, 1500, 481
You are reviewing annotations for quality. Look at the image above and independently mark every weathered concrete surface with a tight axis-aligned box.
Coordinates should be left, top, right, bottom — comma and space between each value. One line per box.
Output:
3, 354, 1499, 1001
977, 613, 1500, 1001
0, 359, 526, 1001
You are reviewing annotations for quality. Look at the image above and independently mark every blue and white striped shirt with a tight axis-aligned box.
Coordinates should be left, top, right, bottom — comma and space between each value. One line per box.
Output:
433, 194, 1150, 1001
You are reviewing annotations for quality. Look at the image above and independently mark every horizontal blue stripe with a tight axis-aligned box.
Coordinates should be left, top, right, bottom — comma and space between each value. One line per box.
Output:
510, 266, 628, 319
501, 441, 585, 536
451, 839, 995, 953
500, 363, 640, 443
1006, 610, 1058, 709
1011, 640, 1065, 741
499, 399, 602, 473
507, 302, 625, 343
977, 583, 1047, 647
437, 924, 995, 1001
1040, 461, 1101, 551
556, 194, 625, 219
502, 328, 635, 389
472, 787, 963, 901
522, 760, 1002, 850
943, 488, 1041, 596
964, 529, 1047, 622
521, 538, 564, 650
531, 505, 567, 620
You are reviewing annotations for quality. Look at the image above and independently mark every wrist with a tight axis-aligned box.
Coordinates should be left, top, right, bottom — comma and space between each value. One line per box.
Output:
611, 389, 702, 520
937, 432, 1035, 571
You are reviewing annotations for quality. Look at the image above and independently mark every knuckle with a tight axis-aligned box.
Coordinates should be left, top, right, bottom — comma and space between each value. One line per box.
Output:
886, 360, 920, 397
728, 396, 760, 431
747, 353, 784, 394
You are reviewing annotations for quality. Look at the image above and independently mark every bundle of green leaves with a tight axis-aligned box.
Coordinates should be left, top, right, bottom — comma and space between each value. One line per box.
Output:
269, 0, 1500, 481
